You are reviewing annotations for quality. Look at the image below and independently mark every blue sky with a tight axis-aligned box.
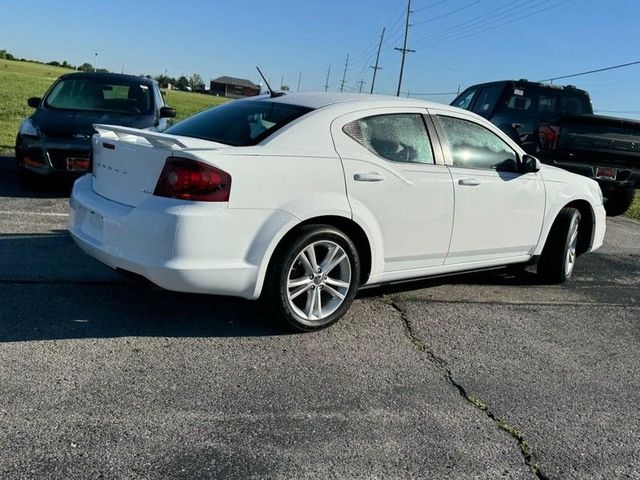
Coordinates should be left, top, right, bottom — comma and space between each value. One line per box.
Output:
2, 0, 640, 116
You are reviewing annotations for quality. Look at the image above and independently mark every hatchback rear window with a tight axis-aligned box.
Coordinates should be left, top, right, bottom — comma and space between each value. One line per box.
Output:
165, 100, 313, 146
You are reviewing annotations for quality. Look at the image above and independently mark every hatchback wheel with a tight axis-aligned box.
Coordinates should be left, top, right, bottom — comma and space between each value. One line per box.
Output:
538, 207, 581, 284
264, 225, 360, 332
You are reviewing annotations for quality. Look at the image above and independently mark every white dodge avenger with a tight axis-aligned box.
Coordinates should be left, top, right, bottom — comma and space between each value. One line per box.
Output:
69, 93, 606, 331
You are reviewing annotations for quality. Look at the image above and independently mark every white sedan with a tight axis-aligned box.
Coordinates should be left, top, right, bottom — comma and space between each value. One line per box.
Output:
69, 93, 606, 331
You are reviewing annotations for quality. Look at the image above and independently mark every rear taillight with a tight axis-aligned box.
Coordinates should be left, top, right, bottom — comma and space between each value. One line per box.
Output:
539, 124, 559, 150
153, 157, 231, 202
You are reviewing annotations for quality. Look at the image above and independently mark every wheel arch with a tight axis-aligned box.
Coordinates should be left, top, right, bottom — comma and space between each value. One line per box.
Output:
565, 199, 595, 256
253, 215, 374, 298
539, 199, 595, 257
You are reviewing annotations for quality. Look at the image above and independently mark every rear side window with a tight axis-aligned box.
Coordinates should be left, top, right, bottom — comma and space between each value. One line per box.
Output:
438, 115, 517, 170
165, 100, 313, 146
343, 114, 435, 164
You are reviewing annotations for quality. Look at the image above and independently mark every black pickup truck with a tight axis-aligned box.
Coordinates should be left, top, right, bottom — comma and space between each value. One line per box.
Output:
451, 80, 640, 215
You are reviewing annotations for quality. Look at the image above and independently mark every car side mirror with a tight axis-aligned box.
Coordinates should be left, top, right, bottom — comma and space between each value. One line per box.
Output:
520, 154, 541, 173
28, 97, 41, 108
160, 107, 176, 118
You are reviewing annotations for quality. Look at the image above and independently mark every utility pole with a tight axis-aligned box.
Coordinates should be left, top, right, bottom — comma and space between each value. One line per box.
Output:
280, 74, 284, 89
356, 79, 367, 93
297, 71, 302, 92
370, 27, 385, 94
324, 65, 331, 92
395, 0, 415, 97
339, 54, 349, 92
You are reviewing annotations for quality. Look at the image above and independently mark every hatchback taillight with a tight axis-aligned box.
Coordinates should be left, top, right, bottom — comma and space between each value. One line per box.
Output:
153, 157, 231, 202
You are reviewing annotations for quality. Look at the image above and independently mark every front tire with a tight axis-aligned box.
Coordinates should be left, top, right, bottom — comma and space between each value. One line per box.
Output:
537, 207, 581, 284
263, 225, 361, 332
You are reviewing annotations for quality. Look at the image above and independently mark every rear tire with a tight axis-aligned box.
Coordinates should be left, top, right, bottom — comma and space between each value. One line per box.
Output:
263, 225, 360, 332
604, 188, 635, 216
538, 207, 581, 284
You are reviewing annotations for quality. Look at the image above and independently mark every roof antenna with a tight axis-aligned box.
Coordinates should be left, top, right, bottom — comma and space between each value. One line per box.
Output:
256, 66, 285, 98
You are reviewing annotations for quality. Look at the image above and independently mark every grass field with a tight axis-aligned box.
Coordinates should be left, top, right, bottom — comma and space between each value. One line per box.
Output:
627, 193, 640, 220
0, 58, 228, 153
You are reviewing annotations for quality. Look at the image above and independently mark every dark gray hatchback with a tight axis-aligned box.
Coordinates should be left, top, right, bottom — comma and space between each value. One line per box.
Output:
15, 72, 175, 188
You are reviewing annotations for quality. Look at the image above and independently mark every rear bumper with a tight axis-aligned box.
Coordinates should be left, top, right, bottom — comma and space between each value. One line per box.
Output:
541, 157, 640, 191
68, 175, 295, 299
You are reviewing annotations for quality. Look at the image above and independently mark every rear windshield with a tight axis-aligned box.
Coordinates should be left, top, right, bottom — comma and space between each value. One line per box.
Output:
165, 100, 313, 146
45, 77, 154, 114
498, 86, 592, 116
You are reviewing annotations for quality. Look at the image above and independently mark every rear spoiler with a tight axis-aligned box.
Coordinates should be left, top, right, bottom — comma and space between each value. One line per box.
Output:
93, 124, 188, 149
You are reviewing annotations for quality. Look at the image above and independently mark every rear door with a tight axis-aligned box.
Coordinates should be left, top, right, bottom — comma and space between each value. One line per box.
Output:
430, 109, 545, 265
331, 108, 454, 273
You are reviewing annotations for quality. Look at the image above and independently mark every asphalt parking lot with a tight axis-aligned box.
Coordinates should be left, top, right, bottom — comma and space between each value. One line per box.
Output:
0, 157, 638, 480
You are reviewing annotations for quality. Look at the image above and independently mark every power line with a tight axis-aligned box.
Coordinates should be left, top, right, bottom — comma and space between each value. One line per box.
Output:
395, 0, 415, 96
412, 0, 483, 26
413, 0, 534, 45
370, 27, 386, 94
419, 0, 571, 47
538, 60, 640, 83
412, 0, 446, 13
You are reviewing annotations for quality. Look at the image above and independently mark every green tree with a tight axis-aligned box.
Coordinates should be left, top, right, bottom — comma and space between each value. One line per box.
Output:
189, 73, 204, 90
78, 63, 94, 72
176, 76, 189, 90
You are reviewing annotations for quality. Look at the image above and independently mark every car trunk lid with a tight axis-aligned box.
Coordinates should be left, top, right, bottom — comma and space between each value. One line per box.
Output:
91, 124, 229, 207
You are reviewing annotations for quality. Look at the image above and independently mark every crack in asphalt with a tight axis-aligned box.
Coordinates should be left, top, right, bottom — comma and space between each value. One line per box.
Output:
382, 294, 549, 480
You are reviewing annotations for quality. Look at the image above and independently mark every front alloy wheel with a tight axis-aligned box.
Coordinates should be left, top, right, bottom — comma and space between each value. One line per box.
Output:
264, 225, 360, 331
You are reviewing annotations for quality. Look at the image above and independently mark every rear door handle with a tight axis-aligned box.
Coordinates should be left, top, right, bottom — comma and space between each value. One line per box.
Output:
458, 177, 480, 186
354, 172, 385, 182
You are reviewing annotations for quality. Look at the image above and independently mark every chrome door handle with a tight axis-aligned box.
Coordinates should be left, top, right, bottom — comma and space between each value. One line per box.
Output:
354, 172, 385, 182
458, 177, 480, 186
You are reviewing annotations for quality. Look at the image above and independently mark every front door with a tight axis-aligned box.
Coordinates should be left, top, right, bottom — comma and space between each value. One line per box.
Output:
431, 111, 545, 265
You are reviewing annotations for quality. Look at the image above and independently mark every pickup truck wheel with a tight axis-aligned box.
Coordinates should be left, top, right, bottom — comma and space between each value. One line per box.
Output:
538, 207, 581, 284
604, 188, 635, 216
17, 169, 41, 191
263, 225, 360, 332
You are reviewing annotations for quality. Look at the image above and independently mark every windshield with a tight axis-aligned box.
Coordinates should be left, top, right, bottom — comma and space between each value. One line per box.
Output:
499, 86, 592, 116
45, 77, 154, 114
165, 100, 313, 146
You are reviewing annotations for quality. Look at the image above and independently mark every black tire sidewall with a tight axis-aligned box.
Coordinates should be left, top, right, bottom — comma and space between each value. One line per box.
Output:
539, 207, 581, 283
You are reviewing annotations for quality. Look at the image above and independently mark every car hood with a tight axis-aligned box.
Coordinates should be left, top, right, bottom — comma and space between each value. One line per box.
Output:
31, 108, 154, 136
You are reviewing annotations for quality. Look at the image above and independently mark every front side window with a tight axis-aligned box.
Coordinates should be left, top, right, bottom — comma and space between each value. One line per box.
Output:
451, 89, 478, 110
438, 115, 518, 170
165, 100, 313, 146
471, 86, 503, 117
45, 77, 154, 114
343, 113, 434, 164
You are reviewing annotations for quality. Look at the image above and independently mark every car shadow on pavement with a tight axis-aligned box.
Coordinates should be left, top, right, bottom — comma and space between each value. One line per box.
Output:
358, 267, 542, 298
0, 156, 73, 198
0, 231, 284, 343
